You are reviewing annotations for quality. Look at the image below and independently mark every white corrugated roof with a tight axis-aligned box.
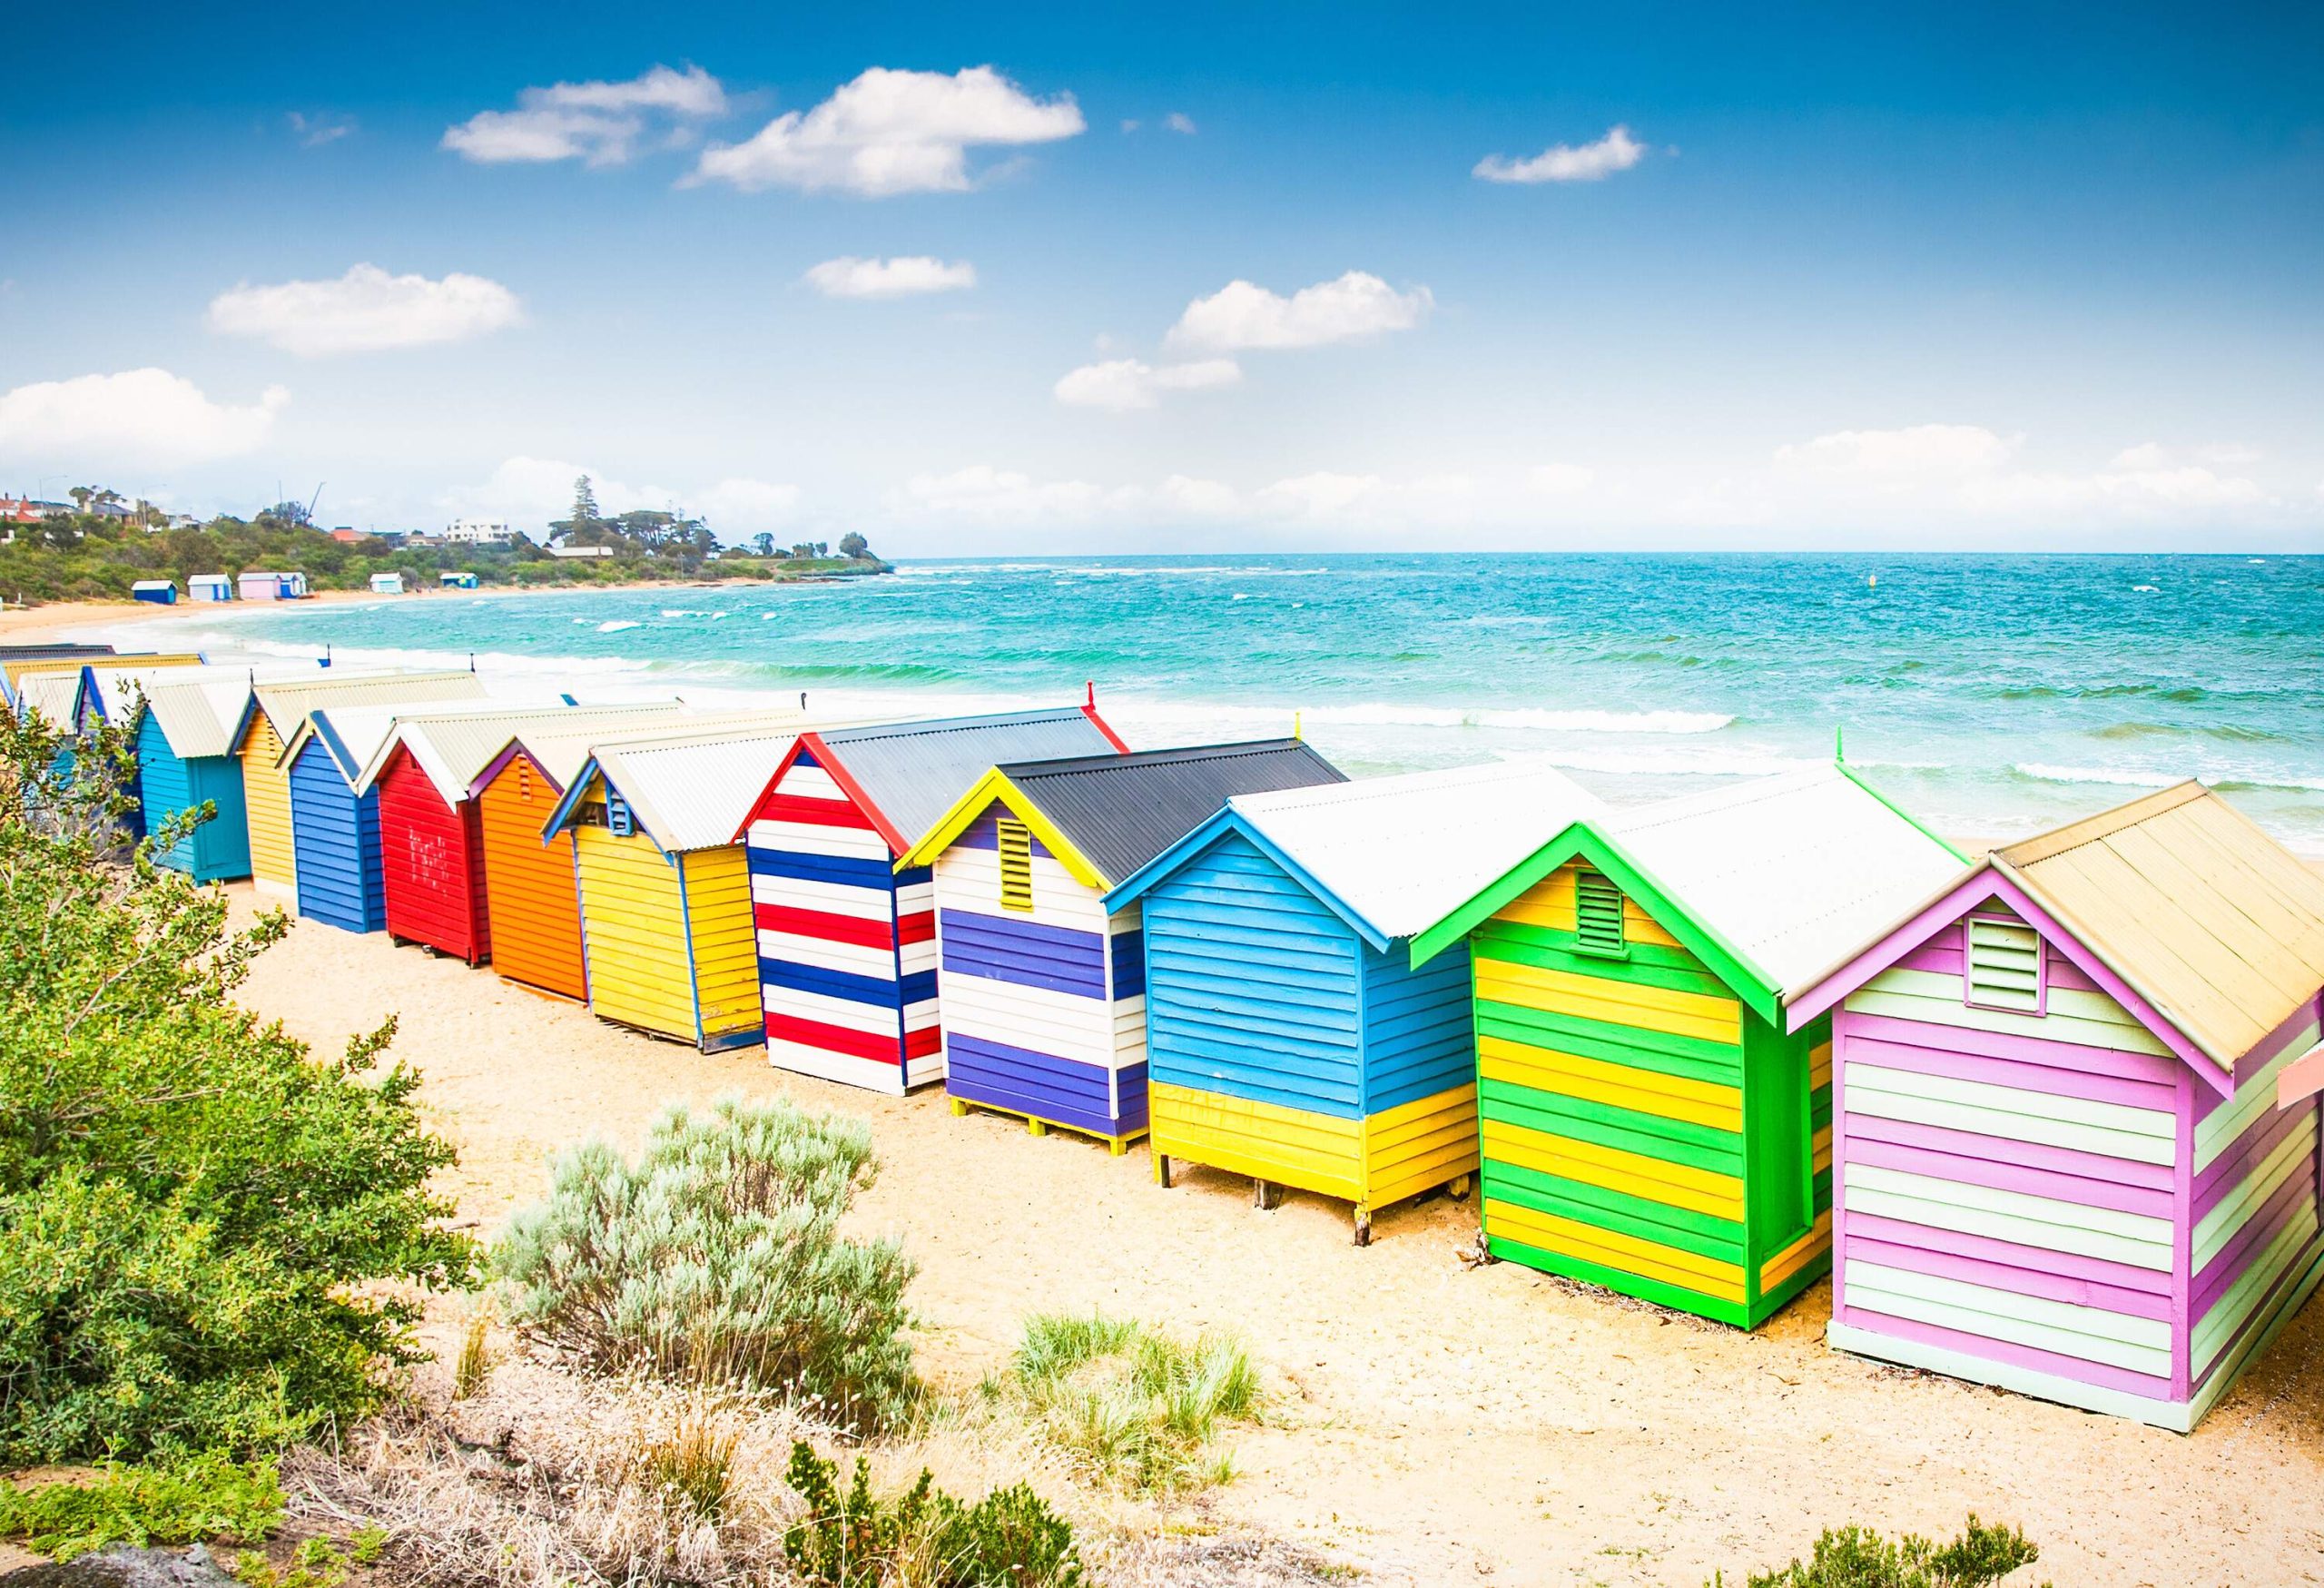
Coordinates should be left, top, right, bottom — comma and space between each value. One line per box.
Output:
89, 664, 324, 755
1230, 759, 1607, 942
1604, 764, 1968, 992
580, 720, 822, 853
14, 669, 89, 727
350, 700, 694, 801
293, 694, 573, 780
510, 707, 814, 794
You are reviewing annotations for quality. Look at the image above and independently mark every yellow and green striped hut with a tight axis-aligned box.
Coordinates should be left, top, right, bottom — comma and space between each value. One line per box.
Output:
1411, 763, 1967, 1327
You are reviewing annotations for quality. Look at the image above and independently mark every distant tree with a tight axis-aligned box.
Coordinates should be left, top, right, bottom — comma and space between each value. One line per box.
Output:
839, 532, 870, 559
571, 475, 601, 526
257, 500, 312, 529
751, 532, 776, 558
67, 487, 94, 513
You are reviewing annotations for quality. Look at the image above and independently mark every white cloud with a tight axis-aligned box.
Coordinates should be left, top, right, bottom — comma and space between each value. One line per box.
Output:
891, 464, 1113, 523
206, 264, 523, 356
1259, 472, 1384, 518
1053, 357, 1241, 411
287, 111, 354, 147
2113, 440, 2263, 469
1530, 463, 1597, 495
1960, 465, 2269, 515
694, 477, 803, 530
440, 456, 799, 538
443, 64, 727, 167
1165, 112, 1197, 135
2109, 442, 2171, 470
1158, 474, 1240, 515
1166, 271, 1432, 352
692, 65, 1083, 196
803, 255, 977, 299
1474, 125, 1648, 184
1772, 423, 2018, 477
0, 369, 287, 467
2197, 442, 2262, 465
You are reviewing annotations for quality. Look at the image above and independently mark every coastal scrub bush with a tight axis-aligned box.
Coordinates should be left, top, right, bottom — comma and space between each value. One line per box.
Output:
996, 1313, 1260, 1494
1713, 1516, 2045, 1588
492, 1096, 918, 1433
0, 707, 475, 1463
783, 1441, 1083, 1588
0, 1453, 285, 1560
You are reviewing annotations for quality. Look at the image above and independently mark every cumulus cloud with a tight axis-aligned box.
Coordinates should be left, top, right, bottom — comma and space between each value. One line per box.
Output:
1772, 423, 2019, 477
2112, 440, 2263, 469
1959, 464, 2270, 516
0, 368, 287, 467
1530, 463, 1597, 495
1053, 357, 1241, 411
206, 264, 523, 356
694, 476, 804, 529
1474, 125, 1648, 184
693, 65, 1083, 196
1164, 112, 1197, 135
891, 464, 1114, 523
443, 64, 727, 167
440, 456, 799, 537
287, 111, 354, 147
1166, 271, 1432, 352
803, 255, 977, 298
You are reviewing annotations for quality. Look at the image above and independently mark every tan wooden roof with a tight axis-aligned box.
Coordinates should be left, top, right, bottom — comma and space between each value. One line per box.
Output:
1994, 781, 2324, 1072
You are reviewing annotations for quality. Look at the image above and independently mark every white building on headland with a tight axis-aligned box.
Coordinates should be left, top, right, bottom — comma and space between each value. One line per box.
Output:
443, 518, 516, 544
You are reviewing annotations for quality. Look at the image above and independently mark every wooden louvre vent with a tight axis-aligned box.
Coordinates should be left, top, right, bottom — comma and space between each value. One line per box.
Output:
606, 789, 635, 837
1965, 914, 2043, 1011
1575, 869, 1627, 956
998, 817, 1034, 911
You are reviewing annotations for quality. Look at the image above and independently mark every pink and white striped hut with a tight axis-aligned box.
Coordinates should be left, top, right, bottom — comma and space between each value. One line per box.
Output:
1784, 780, 2324, 1431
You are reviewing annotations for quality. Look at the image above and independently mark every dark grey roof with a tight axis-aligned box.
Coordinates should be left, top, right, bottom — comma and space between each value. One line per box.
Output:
1001, 739, 1346, 886
0, 644, 114, 660
819, 707, 1120, 853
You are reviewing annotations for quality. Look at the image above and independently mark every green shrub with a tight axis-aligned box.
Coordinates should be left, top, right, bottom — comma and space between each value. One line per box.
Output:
783, 1442, 1082, 1588
492, 1096, 918, 1433
0, 1453, 284, 1561
0, 708, 475, 1463
999, 1313, 1259, 1494
1716, 1517, 2045, 1588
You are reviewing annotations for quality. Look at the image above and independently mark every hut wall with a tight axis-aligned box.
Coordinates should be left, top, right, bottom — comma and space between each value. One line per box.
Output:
287, 738, 384, 932
378, 748, 490, 962
744, 747, 938, 1093
239, 713, 298, 895
134, 714, 197, 873
680, 843, 766, 1051
574, 820, 697, 1041
476, 750, 588, 999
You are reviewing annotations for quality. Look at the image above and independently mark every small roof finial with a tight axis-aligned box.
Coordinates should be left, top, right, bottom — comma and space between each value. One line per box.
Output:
1294, 710, 1304, 742
1835, 724, 1846, 764
1086, 679, 1096, 708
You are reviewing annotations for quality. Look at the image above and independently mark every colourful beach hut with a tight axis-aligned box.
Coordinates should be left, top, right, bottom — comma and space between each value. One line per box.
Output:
7, 653, 202, 716
352, 703, 692, 963
1782, 783, 2324, 1430
542, 723, 816, 1050
898, 740, 1346, 1151
1410, 763, 1969, 1327
1106, 760, 1606, 1243
734, 703, 1129, 1095
236, 672, 485, 898
130, 580, 178, 605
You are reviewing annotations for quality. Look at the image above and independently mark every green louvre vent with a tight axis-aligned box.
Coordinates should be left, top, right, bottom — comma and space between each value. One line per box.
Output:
1965, 914, 2043, 1013
1574, 869, 1628, 958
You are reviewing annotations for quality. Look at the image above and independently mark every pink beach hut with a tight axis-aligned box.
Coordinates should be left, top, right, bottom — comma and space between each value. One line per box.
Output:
1786, 781, 2324, 1431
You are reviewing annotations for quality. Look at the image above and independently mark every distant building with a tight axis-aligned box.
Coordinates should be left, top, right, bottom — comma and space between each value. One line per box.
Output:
329, 528, 369, 544
443, 518, 514, 545
0, 498, 65, 525
369, 572, 407, 595
188, 574, 235, 602
548, 543, 615, 559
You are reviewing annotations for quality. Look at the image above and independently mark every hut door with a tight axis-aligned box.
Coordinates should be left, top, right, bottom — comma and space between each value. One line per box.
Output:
1742, 1012, 1812, 1258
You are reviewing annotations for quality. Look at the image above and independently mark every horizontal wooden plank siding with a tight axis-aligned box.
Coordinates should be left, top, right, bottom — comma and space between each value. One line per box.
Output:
575, 821, 697, 1042
684, 843, 765, 1050
379, 750, 489, 963
477, 750, 589, 1000
288, 740, 384, 932
239, 713, 297, 893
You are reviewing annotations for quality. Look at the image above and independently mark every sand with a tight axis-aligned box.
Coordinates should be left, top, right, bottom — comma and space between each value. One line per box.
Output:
222, 893, 2324, 1588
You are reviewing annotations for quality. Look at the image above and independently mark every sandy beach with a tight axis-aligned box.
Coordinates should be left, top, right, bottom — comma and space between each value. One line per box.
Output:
220, 884, 2324, 1587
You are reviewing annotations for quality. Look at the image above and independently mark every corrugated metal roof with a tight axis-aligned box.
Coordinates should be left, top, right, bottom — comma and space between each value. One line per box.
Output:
813, 707, 1123, 853
1222, 759, 1607, 942
133, 666, 332, 757
249, 671, 485, 752
510, 707, 816, 794
1002, 739, 1346, 887
350, 700, 694, 801
12, 668, 88, 726
1994, 782, 2324, 1071
1604, 763, 1968, 992
7, 653, 203, 708
298, 695, 573, 781
576, 722, 820, 853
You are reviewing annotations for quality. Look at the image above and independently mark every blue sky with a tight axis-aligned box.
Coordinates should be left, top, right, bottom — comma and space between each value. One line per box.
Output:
3, 2, 2319, 552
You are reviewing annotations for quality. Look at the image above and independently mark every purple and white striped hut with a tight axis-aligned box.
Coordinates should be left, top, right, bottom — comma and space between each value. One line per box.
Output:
1787, 781, 2324, 1431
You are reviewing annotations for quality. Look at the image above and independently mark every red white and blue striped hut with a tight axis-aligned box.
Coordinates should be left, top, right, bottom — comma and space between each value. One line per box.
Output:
731, 703, 1128, 1095
896, 740, 1346, 1150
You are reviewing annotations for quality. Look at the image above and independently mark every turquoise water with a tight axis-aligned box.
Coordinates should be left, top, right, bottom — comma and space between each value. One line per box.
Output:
161, 552, 2324, 851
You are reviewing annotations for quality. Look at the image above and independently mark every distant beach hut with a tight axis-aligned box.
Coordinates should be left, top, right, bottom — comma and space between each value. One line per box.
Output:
473, 708, 787, 1001
188, 574, 234, 603
1106, 761, 1604, 1244
897, 740, 1346, 1151
543, 725, 816, 1050
733, 703, 1129, 1095
130, 580, 177, 605
1784, 783, 2324, 1430
1411, 764, 1968, 1327
352, 703, 683, 963
238, 571, 306, 601
438, 571, 478, 589
236, 672, 487, 899
369, 572, 406, 595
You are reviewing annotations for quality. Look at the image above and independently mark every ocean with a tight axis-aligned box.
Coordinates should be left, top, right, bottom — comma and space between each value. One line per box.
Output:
152, 552, 2324, 852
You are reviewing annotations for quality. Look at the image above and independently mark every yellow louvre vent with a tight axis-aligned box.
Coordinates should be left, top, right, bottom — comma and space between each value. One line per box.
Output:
998, 818, 1033, 912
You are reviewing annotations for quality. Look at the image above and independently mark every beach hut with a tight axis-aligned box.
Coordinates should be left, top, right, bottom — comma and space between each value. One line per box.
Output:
439, 571, 478, 589
238, 570, 309, 601
473, 709, 789, 1001
1105, 761, 1606, 1243
1410, 763, 1969, 1327
352, 702, 695, 963
130, 580, 177, 605
542, 724, 820, 1050
236, 672, 486, 898
733, 703, 1129, 1095
897, 740, 1347, 1151
188, 575, 234, 603
1780, 782, 2324, 1430
5, 651, 198, 716
369, 572, 406, 595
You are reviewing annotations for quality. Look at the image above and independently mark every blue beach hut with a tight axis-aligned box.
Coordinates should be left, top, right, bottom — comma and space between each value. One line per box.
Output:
1106, 760, 1605, 1243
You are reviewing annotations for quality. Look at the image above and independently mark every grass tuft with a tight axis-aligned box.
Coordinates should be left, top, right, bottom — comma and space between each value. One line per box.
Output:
1000, 1314, 1260, 1495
